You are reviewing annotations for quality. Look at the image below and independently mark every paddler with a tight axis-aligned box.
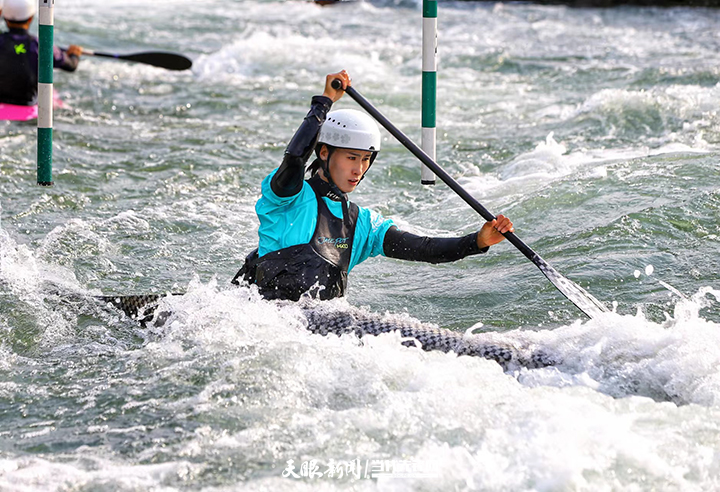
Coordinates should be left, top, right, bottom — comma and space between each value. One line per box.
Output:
233, 70, 514, 301
0, 0, 83, 106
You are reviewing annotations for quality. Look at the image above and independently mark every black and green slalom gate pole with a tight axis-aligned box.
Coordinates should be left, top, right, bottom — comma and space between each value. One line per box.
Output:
331, 79, 609, 319
37, 0, 54, 186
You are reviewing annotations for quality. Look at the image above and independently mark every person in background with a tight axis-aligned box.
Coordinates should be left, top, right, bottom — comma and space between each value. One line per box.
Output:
233, 70, 514, 301
0, 0, 82, 106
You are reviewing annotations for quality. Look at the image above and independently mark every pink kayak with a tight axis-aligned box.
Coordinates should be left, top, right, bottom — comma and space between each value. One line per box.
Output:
0, 98, 65, 122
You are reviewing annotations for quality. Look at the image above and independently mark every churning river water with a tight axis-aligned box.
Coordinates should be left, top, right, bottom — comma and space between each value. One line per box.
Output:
1, 0, 720, 490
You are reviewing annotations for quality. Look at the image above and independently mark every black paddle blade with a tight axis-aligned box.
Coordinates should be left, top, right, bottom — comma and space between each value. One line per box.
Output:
534, 257, 609, 318
92, 51, 193, 71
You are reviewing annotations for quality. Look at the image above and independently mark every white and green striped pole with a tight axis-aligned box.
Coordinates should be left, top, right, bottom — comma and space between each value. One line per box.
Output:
37, 0, 54, 186
421, 0, 437, 185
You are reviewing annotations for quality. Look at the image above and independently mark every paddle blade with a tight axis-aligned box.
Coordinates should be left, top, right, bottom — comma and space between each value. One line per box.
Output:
97, 293, 183, 324
534, 256, 609, 319
91, 51, 192, 71
120, 52, 192, 70
98, 294, 164, 321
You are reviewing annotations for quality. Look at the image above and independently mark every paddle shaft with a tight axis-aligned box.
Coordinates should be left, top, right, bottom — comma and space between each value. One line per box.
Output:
332, 80, 537, 262
84, 49, 121, 59
89, 83, 605, 321
332, 80, 611, 319
83, 49, 146, 60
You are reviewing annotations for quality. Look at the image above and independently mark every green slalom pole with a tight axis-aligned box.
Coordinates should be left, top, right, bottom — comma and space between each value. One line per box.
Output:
421, 0, 437, 185
37, 0, 54, 186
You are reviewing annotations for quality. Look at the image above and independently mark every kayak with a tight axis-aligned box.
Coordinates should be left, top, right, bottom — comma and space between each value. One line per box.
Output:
0, 98, 64, 122
0, 102, 39, 122
99, 293, 555, 371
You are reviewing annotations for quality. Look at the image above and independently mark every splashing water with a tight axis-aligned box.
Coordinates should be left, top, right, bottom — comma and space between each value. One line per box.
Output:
2, 1, 720, 490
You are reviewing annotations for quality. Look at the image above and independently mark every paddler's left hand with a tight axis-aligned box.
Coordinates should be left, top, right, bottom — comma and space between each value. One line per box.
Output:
477, 214, 514, 249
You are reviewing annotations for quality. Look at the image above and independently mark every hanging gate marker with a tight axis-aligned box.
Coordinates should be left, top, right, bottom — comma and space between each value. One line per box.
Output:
421, 0, 437, 185
37, 0, 54, 187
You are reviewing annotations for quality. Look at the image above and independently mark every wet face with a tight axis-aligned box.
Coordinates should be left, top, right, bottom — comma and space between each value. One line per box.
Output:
319, 146, 373, 193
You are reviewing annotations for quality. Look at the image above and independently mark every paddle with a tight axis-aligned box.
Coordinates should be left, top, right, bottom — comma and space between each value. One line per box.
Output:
332, 79, 609, 319
96, 293, 183, 325
82, 49, 193, 71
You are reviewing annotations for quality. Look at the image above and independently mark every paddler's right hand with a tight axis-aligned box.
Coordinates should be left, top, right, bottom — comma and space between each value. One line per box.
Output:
477, 214, 514, 249
66, 45, 83, 58
323, 70, 350, 103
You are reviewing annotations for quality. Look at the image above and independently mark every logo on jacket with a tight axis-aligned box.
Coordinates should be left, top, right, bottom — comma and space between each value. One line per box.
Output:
15, 44, 27, 55
317, 237, 349, 249
324, 190, 344, 201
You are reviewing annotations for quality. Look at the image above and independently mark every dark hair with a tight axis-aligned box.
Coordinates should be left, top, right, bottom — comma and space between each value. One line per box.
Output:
306, 158, 323, 176
6, 17, 33, 25
306, 144, 335, 176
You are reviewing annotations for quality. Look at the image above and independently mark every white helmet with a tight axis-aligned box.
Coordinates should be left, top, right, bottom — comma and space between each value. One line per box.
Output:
318, 109, 381, 152
3, 0, 36, 22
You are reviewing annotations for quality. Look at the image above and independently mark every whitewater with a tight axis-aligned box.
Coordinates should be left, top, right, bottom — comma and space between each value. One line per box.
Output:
1, 1, 719, 490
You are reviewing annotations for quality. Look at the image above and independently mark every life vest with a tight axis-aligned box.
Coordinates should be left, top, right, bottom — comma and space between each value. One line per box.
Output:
232, 175, 359, 301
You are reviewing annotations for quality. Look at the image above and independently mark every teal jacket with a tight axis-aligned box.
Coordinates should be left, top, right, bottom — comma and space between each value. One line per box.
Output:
256, 168, 395, 273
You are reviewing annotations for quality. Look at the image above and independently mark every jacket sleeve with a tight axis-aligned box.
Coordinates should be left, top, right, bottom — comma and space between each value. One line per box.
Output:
53, 47, 80, 72
271, 95, 333, 198
382, 226, 488, 264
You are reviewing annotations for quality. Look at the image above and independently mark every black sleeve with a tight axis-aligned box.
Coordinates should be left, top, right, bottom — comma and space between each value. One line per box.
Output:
54, 50, 80, 72
271, 95, 333, 197
382, 226, 488, 264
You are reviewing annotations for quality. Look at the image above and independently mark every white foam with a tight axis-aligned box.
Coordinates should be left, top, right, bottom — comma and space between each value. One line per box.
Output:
457, 132, 605, 201
0, 455, 197, 492
512, 287, 720, 406
142, 284, 720, 489
499, 132, 570, 181
3, 2, 720, 489
2, 269, 720, 490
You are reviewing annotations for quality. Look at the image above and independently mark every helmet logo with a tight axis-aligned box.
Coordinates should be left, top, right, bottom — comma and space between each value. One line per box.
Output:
326, 130, 351, 146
